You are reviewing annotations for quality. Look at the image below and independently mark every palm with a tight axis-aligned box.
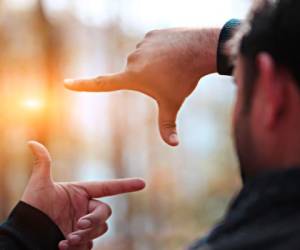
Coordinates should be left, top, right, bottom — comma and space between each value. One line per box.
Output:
57, 183, 90, 235
22, 169, 88, 236
39, 183, 90, 236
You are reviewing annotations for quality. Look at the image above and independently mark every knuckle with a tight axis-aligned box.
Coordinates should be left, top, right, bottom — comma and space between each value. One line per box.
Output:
135, 41, 143, 49
35, 157, 51, 166
94, 76, 106, 86
101, 202, 112, 218
78, 231, 93, 242
102, 223, 108, 234
145, 29, 159, 38
100, 184, 111, 196
95, 223, 108, 237
106, 205, 112, 217
95, 203, 112, 222
162, 121, 177, 129
127, 51, 140, 63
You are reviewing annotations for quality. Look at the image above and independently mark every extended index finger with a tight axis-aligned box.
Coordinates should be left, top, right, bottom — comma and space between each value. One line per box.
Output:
78, 178, 146, 198
64, 72, 131, 92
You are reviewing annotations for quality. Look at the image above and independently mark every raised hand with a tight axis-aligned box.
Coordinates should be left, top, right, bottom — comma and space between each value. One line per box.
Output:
21, 141, 145, 250
64, 28, 220, 146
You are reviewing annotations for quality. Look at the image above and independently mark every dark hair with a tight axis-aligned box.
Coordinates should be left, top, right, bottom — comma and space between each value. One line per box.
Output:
235, 0, 300, 111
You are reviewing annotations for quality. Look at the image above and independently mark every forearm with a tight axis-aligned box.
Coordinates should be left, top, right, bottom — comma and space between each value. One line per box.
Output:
0, 201, 64, 250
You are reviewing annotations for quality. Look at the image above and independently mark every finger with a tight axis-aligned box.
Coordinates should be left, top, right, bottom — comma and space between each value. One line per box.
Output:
27, 141, 52, 178
77, 200, 112, 230
78, 178, 146, 198
136, 41, 143, 49
58, 240, 68, 250
59, 240, 93, 250
88, 241, 93, 250
67, 224, 108, 246
158, 102, 180, 147
64, 72, 131, 92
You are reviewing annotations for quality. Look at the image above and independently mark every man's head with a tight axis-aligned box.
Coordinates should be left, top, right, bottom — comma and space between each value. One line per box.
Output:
231, 0, 300, 179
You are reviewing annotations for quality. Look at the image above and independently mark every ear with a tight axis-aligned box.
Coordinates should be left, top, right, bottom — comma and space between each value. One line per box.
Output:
256, 53, 286, 129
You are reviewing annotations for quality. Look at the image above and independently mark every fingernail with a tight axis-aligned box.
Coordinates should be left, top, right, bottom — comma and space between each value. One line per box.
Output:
59, 242, 68, 250
68, 234, 81, 244
64, 79, 75, 85
169, 134, 179, 145
78, 219, 91, 229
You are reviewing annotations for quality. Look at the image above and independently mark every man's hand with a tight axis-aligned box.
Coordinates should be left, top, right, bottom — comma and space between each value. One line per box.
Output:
64, 28, 220, 146
21, 141, 145, 250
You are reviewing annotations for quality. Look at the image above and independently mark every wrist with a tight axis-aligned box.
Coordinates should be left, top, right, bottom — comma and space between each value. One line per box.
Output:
192, 28, 221, 76
21, 183, 72, 236
0, 201, 65, 249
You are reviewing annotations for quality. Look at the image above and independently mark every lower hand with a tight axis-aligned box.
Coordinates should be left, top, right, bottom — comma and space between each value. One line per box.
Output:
21, 141, 146, 250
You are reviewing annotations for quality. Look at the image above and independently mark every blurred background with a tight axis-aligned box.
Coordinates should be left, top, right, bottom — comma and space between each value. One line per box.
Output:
0, 0, 251, 249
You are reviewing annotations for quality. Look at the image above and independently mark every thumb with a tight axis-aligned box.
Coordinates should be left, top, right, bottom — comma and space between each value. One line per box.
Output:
158, 102, 180, 147
28, 141, 52, 179
64, 72, 132, 92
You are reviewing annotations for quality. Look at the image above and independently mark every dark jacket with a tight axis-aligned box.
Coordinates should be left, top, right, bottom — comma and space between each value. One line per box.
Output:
189, 168, 300, 250
0, 202, 64, 250
190, 19, 300, 249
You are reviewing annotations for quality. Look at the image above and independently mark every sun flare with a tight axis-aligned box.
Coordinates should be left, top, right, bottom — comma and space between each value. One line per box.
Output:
22, 98, 44, 110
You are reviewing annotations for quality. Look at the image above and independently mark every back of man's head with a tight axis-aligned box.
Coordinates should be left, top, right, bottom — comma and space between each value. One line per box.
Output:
233, 0, 300, 108
230, 0, 300, 173
246, 1, 300, 75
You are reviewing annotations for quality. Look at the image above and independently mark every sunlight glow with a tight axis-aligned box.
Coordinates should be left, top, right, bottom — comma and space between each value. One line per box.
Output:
22, 98, 44, 110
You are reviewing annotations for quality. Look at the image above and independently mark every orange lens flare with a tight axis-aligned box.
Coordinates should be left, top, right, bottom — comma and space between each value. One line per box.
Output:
22, 98, 44, 110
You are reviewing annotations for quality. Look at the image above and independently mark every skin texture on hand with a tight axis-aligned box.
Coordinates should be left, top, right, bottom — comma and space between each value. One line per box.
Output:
21, 141, 146, 250
64, 27, 220, 146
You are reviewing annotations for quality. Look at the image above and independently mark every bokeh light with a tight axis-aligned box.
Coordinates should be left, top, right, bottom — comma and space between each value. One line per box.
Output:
22, 98, 44, 110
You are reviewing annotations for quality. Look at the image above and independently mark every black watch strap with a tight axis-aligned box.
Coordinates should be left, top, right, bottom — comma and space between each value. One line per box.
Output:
217, 19, 241, 75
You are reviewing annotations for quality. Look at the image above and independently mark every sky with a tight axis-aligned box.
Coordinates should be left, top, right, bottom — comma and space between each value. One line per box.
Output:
7, 0, 251, 31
